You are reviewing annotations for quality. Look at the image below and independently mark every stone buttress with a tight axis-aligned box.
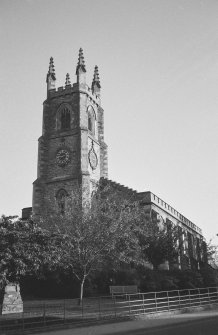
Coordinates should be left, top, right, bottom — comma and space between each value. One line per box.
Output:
32, 49, 108, 217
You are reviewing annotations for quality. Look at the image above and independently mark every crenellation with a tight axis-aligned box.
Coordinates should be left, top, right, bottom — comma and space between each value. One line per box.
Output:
47, 83, 100, 108
136, 191, 202, 236
24, 48, 207, 271
143, 191, 202, 235
32, 49, 108, 217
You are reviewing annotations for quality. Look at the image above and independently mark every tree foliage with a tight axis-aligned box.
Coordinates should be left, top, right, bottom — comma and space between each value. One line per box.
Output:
0, 215, 56, 289
138, 217, 181, 269
206, 239, 218, 269
38, 183, 182, 300
1, 185, 185, 299
39, 185, 141, 301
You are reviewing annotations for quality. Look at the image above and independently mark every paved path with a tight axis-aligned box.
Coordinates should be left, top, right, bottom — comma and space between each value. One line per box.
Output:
38, 309, 218, 335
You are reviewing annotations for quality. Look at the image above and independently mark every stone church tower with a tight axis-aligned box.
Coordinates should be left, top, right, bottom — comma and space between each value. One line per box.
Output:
32, 49, 108, 217
22, 49, 207, 271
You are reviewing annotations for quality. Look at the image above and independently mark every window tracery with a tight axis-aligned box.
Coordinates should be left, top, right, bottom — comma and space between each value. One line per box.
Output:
56, 189, 68, 214
88, 113, 93, 132
60, 107, 71, 130
87, 106, 96, 135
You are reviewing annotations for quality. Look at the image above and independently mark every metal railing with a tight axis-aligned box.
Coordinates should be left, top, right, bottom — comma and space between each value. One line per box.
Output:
0, 286, 218, 334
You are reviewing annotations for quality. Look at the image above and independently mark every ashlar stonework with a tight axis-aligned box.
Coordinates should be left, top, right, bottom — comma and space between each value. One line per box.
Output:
22, 49, 206, 271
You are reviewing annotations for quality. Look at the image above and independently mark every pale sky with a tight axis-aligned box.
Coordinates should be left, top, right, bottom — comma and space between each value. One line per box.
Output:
0, 0, 218, 241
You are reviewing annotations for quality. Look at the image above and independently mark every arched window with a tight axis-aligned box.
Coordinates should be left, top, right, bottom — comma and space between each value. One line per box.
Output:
56, 189, 68, 214
61, 107, 71, 130
87, 106, 96, 135
88, 113, 92, 132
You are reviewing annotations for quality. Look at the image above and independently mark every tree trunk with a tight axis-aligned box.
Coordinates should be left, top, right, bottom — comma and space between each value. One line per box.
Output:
79, 277, 85, 305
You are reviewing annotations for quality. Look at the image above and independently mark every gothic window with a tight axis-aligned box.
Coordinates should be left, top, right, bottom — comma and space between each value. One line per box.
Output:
87, 106, 96, 135
192, 236, 197, 260
166, 218, 173, 229
88, 114, 93, 132
151, 209, 158, 223
60, 107, 71, 130
187, 232, 193, 258
56, 189, 68, 214
183, 231, 188, 255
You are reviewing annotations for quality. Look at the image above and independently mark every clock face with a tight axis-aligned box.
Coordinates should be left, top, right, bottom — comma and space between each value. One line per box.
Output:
56, 149, 70, 166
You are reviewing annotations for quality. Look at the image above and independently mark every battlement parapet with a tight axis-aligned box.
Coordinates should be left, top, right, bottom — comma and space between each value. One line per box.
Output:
100, 180, 203, 236
100, 177, 138, 197
48, 83, 100, 106
138, 191, 202, 235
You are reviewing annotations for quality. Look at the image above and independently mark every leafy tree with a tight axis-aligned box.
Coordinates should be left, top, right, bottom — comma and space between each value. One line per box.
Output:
38, 184, 142, 302
206, 239, 218, 266
38, 182, 185, 300
0, 215, 56, 289
136, 212, 181, 270
0, 189, 184, 301
200, 239, 218, 286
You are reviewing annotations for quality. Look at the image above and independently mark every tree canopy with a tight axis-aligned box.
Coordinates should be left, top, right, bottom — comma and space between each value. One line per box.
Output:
138, 217, 181, 269
1, 184, 186, 299
39, 184, 142, 301
0, 215, 56, 289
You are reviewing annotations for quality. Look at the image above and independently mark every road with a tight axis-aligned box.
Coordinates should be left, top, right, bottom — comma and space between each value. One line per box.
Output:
38, 309, 218, 335
116, 315, 218, 335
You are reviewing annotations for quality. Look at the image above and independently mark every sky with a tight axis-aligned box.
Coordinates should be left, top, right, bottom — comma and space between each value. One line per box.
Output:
0, 0, 218, 241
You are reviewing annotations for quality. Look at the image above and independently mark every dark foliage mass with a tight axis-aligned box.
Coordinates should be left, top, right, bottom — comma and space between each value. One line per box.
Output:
0, 216, 57, 289
1, 184, 217, 300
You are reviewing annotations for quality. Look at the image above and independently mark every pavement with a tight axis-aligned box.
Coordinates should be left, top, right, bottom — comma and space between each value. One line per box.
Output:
37, 308, 218, 335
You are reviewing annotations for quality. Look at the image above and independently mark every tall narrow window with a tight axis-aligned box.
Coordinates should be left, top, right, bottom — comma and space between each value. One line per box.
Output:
151, 209, 158, 223
88, 113, 92, 132
56, 189, 68, 214
87, 106, 96, 135
61, 108, 71, 130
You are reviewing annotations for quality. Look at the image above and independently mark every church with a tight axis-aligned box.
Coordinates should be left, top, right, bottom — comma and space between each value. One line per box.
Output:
22, 49, 206, 271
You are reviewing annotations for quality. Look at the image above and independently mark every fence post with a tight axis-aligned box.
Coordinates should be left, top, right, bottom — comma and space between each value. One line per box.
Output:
43, 302, 46, 326
198, 288, 201, 306
208, 288, 211, 303
143, 294, 145, 314
114, 295, 117, 318
22, 308, 25, 331
128, 295, 131, 315
167, 291, 170, 311
178, 290, 181, 309
81, 298, 84, 320
155, 292, 157, 312
63, 299, 66, 324
98, 296, 101, 320
0, 306, 1, 334
188, 290, 191, 307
